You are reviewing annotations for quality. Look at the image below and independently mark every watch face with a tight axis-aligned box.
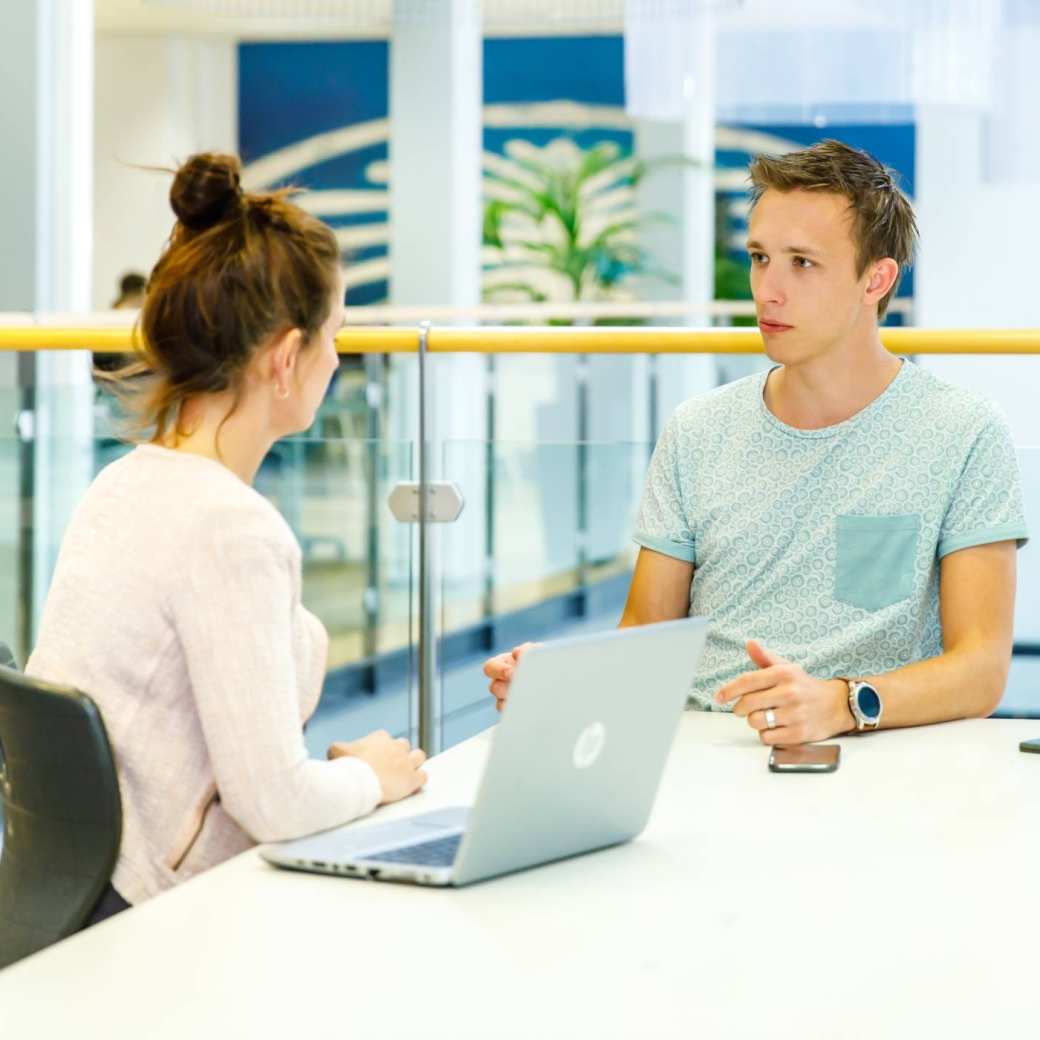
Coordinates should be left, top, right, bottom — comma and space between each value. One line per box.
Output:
857, 684, 882, 719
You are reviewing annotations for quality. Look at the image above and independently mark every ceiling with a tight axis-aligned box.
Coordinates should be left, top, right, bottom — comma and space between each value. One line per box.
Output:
94, 0, 635, 37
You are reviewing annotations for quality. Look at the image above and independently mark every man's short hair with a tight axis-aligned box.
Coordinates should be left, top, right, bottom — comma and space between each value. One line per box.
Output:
748, 140, 918, 317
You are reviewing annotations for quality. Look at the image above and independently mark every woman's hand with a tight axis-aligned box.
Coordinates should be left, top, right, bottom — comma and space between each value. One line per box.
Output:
328, 731, 428, 804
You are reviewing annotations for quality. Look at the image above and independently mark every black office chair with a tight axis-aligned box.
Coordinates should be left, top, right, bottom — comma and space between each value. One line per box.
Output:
0, 647, 122, 969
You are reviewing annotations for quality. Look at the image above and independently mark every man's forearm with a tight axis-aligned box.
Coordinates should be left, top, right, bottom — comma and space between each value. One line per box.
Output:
861, 645, 1009, 730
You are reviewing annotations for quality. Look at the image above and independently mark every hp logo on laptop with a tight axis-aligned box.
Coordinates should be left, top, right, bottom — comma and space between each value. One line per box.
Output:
572, 721, 606, 770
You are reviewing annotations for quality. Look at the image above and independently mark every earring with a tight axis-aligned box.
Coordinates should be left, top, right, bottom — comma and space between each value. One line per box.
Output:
275, 385, 290, 400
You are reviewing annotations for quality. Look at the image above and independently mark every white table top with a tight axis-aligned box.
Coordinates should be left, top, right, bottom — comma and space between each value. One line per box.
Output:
1, 713, 1038, 1039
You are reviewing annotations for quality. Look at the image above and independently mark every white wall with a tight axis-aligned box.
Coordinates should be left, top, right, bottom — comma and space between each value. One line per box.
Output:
915, 106, 1040, 639
914, 106, 1039, 449
93, 34, 236, 308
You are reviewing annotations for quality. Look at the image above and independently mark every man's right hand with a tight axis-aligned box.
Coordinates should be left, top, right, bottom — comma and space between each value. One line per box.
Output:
327, 731, 428, 805
482, 642, 539, 711
481, 550, 691, 714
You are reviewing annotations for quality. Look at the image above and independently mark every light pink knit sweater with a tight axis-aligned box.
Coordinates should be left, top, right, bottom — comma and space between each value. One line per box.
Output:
28, 444, 380, 905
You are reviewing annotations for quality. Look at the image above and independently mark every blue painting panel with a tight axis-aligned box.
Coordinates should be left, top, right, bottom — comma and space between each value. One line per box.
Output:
484, 36, 633, 163
239, 40, 391, 306
237, 35, 916, 313
484, 35, 625, 105
239, 40, 388, 163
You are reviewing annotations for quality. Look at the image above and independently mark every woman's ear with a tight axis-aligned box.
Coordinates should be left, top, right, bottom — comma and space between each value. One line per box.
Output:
267, 327, 304, 395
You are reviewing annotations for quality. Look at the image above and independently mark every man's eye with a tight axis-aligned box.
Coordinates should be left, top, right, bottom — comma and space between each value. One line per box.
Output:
749, 252, 767, 265
793, 256, 814, 269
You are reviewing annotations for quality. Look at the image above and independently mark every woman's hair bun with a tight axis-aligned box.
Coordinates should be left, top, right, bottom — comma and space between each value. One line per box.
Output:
170, 153, 243, 232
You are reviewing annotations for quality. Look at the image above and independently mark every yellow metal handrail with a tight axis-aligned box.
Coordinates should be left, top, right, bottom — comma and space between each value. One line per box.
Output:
0, 323, 1038, 355
423, 326, 1040, 355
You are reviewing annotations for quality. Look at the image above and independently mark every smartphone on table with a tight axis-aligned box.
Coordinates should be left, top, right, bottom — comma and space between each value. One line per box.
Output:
768, 744, 840, 773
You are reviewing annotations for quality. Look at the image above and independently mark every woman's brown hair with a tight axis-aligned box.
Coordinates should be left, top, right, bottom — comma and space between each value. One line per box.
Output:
111, 152, 340, 443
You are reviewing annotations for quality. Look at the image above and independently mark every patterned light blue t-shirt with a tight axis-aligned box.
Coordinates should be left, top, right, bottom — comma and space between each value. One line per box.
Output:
633, 359, 1029, 708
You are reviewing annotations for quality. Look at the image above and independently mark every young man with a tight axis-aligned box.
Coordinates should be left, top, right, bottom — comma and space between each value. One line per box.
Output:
485, 140, 1029, 745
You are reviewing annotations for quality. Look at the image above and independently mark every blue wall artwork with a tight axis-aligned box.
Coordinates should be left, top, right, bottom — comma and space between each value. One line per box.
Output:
239, 40, 391, 307
239, 36, 914, 315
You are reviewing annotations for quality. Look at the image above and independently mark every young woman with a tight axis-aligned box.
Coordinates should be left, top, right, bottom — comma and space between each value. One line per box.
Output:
27, 153, 427, 924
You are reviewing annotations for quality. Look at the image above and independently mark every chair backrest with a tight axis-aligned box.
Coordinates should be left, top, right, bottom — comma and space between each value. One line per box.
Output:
0, 656, 122, 970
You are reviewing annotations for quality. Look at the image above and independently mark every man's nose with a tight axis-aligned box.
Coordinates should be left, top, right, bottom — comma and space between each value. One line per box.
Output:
752, 269, 784, 307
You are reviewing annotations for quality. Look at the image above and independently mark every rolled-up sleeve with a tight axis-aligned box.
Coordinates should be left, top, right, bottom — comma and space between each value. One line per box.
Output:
938, 405, 1030, 559
633, 413, 697, 563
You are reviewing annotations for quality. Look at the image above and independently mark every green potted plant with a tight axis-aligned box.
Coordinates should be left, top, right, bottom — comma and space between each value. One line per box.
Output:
481, 138, 684, 310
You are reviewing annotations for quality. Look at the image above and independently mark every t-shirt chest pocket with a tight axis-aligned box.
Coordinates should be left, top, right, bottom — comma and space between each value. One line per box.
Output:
834, 514, 920, 611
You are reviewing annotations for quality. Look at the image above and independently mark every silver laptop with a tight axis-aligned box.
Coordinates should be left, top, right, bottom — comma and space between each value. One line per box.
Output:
261, 617, 708, 887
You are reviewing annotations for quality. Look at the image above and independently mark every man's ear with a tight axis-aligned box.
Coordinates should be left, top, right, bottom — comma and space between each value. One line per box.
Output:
267, 327, 305, 389
864, 258, 899, 307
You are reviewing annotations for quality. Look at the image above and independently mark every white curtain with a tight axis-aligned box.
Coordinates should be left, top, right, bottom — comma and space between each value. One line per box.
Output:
985, 0, 1040, 181
625, 0, 1040, 181
626, 0, 1004, 124
624, 1, 734, 121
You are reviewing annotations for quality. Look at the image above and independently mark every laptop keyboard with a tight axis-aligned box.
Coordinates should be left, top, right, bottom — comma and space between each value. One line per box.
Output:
360, 833, 462, 867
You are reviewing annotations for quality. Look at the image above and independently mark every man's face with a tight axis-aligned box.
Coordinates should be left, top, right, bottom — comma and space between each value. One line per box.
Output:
746, 188, 874, 366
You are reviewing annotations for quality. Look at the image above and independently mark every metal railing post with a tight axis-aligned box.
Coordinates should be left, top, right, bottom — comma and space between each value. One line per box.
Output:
648, 351, 659, 449
15, 353, 36, 665
483, 353, 496, 625
575, 352, 590, 596
416, 321, 439, 755
388, 327, 462, 754
362, 353, 383, 678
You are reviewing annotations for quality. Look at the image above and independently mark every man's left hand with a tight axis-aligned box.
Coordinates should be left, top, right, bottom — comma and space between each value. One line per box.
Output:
715, 640, 854, 745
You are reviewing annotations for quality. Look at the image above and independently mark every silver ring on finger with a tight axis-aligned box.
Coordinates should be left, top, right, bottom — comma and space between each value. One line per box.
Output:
764, 708, 777, 730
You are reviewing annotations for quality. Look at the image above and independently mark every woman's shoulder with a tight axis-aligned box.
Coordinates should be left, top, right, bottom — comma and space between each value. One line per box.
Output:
93, 445, 298, 555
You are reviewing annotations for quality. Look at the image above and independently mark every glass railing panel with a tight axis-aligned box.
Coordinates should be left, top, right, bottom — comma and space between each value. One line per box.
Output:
0, 363, 30, 651
436, 439, 649, 751
3, 347, 1037, 761
491, 441, 582, 615
999, 445, 1039, 718
252, 434, 417, 751
0, 409, 418, 751
585, 439, 646, 589
0, 432, 21, 657
435, 438, 1039, 744
487, 354, 582, 619
440, 439, 586, 637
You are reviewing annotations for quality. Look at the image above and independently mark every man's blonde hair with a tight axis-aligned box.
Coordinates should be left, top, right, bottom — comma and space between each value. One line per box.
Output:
748, 139, 918, 317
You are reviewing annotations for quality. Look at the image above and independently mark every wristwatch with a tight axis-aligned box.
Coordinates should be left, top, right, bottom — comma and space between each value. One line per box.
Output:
844, 679, 883, 732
